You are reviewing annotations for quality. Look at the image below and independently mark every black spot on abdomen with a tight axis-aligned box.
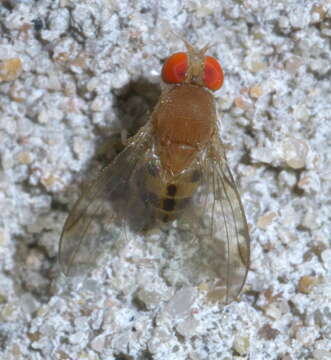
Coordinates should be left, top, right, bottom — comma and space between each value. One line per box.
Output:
142, 162, 200, 224
162, 198, 176, 211
167, 184, 177, 197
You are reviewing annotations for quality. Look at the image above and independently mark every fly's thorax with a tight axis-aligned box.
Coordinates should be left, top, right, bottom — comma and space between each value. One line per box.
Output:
143, 162, 201, 223
152, 84, 217, 175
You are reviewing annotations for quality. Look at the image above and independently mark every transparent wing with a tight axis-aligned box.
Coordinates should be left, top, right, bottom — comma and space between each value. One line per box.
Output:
58, 124, 154, 277
176, 134, 250, 303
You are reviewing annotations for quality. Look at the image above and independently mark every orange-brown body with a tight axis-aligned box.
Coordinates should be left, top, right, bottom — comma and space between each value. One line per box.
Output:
59, 41, 250, 304
152, 84, 217, 176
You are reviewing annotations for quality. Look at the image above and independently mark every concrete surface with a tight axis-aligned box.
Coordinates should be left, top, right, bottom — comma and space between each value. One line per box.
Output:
0, 0, 330, 359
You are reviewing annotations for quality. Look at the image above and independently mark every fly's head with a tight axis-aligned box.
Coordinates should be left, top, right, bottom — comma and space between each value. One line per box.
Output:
161, 39, 224, 91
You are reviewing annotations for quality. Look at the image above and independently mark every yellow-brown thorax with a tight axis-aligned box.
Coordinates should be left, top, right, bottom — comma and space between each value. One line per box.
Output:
152, 84, 216, 176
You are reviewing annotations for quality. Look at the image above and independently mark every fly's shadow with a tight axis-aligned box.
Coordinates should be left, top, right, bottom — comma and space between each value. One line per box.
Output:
94, 77, 161, 166
56, 76, 163, 278
64, 76, 161, 218
91, 78, 162, 232
113, 77, 161, 137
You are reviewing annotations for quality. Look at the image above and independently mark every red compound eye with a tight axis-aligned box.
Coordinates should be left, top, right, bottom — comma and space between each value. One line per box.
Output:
204, 56, 224, 91
162, 52, 188, 84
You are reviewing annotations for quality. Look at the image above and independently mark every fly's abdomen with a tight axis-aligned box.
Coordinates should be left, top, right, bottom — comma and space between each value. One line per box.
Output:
144, 164, 201, 223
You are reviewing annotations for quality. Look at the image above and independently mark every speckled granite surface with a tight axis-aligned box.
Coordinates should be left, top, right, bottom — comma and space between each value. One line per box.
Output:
0, 1, 330, 359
